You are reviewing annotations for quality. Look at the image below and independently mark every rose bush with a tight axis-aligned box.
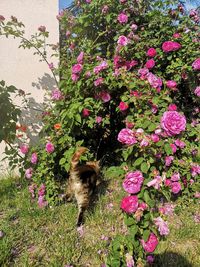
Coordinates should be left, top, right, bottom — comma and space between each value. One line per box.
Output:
0, 0, 200, 266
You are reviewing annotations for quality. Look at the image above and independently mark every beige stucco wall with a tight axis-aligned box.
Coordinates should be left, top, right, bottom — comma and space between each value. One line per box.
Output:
0, 0, 59, 173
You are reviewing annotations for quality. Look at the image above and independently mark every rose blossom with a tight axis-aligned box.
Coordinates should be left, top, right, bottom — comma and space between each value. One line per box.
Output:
168, 104, 177, 111
192, 58, 200, 71
38, 196, 48, 208
147, 48, 157, 57
119, 101, 129, 111
159, 203, 174, 216
117, 35, 128, 46
102, 5, 109, 14
38, 25, 46, 32
123, 171, 144, 194
20, 144, 29, 154
121, 195, 139, 213
147, 175, 162, 190
145, 59, 155, 69
171, 172, 180, 181
151, 134, 160, 143
94, 77, 104, 86
98, 91, 111, 102
117, 128, 137, 145
45, 142, 54, 153
175, 139, 185, 148
191, 164, 200, 177
165, 179, 171, 187
165, 156, 174, 167
166, 80, 177, 89
162, 41, 181, 52
117, 13, 128, 24
147, 72, 162, 90
51, 89, 62, 100
170, 143, 177, 153
140, 138, 149, 147
141, 233, 158, 253
125, 253, 135, 267
25, 168, 33, 179
171, 182, 181, 194
173, 33, 181, 38
72, 63, 83, 74
194, 86, 200, 97
71, 73, 79, 82
96, 116, 102, 124
154, 217, 170, 236
161, 111, 186, 136
138, 68, 149, 79
131, 23, 138, 31
31, 152, 38, 164
82, 108, 90, 117
77, 52, 84, 64
147, 255, 154, 264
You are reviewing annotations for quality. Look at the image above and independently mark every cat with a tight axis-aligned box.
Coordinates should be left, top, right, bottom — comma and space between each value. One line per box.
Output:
65, 147, 100, 226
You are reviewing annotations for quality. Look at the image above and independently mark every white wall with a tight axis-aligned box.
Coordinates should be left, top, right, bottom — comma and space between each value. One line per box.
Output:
0, 0, 59, 173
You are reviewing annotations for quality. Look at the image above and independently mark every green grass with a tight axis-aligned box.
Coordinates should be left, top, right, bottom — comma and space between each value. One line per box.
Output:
0, 175, 200, 267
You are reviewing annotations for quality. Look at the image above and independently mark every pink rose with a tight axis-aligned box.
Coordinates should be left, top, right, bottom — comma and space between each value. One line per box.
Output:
94, 77, 104, 86
165, 156, 174, 167
131, 23, 138, 31
170, 143, 177, 153
38, 184, 46, 196
168, 104, 177, 111
38, 196, 48, 208
45, 142, 54, 153
31, 152, 38, 164
173, 32, 181, 38
161, 111, 186, 136
20, 144, 29, 154
25, 168, 33, 179
71, 73, 79, 82
147, 72, 162, 90
98, 91, 111, 103
191, 164, 200, 177
171, 182, 181, 194
175, 139, 185, 148
154, 217, 170, 236
171, 172, 180, 181
119, 101, 129, 111
138, 68, 149, 79
123, 171, 144, 194
145, 59, 155, 69
38, 25, 46, 32
151, 134, 160, 143
192, 58, 200, 70
147, 48, 157, 57
96, 116, 102, 124
117, 13, 128, 24
194, 86, 200, 97
77, 52, 84, 64
72, 64, 83, 74
165, 179, 171, 187
147, 255, 154, 264
120, 195, 139, 213
117, 128, 137, 145
51, 89, 63, 100
141, 233, 158, 253
147, 175, 162, 190
102, 5, 109, 14
82, 108, 90, 117
117, 35, 128, 46
162, 41, 181, 52
166, 80, 177, 89
140, 138, 149, 147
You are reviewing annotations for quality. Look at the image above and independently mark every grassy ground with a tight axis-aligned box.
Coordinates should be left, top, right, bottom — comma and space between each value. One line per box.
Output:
0, 174, 200, 267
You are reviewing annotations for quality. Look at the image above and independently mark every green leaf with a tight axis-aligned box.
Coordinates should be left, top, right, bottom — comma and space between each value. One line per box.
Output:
164, 143, 172, 155
134, 157, 144, 167
143, 230, 150, 242
141, 162, 149, 173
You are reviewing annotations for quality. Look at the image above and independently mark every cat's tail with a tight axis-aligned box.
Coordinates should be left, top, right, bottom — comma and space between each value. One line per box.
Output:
71, 147, 88, 170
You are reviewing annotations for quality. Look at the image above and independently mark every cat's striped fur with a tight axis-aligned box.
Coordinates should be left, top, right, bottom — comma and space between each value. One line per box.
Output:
66, 147, 100, 226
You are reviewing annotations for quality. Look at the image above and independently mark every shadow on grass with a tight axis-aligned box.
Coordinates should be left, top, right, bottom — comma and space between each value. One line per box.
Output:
154, 251, 193, 267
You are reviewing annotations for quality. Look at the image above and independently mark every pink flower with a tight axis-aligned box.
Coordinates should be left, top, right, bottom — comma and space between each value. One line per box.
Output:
165, 179, 171, 187
72, 64, 83, 74
85, 71, 91, 78
48, 63, 54, 70
117, 35, 128, 46
151, 134, 160, 143
98, 91, 111, 102
66, 30, 71, 38
38, 184, 46, 197
175, 139, 185, 148
192, 58, 200, 70
77, 52, 84, 64
126, 121, 134, 129
120, 0, 127, 3
147, 255, 154, 264
147, 48, 157, 57
38, 196, 48, 208
131, 23, 138, 31
121, 195, 139, 213
119, 101, 129, 111
168, 104, 177, 111
93, 61, 108, 74
194, 192, 200, 198
117, 13, 128, 24
145, 59, 155, 69
71, 73, 79, 82
194, 86, 200, 97
38, 25, 46, 32
138, 68, 149, 79
191, 164, 200, 177
161, 111, 186, 136
94, 77, 104, 86
141, 233, 158, 253
171, 182, 181, 194
82, 108, 90, 117
102, 5, 109, 14
166, 80, 177, 89
171, 172, 180, 181
51, 89, 62, 100
147, 72, 162, 90
25, 168, 33, 179
154, 217, 170, 236
173, 33, 181, 38
159, 203, 174, 216
140, 138, 149, 147
123, 171, 144, 194
29, 184, 37, 199
96, 116, 102, 124
0, 15, 5, 21
162, 41, 181, 52
147, 175, 162, 190
125, 253, 135, 267
45, 142, 54, 153
117, 128, 137, 145
31, 153, 38, 164
85, 0, 91, 3
170, 143, 177, 153
165, 156, 174, 167
20, 144, 29, 154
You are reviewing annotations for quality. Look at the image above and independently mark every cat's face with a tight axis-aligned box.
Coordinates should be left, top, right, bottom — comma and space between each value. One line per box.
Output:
86, 160, 100, 174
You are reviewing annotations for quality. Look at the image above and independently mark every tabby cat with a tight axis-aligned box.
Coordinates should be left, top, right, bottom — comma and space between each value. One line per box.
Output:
65, 147, 100, 226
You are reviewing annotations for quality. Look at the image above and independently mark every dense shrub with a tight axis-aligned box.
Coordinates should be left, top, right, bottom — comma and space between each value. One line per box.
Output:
0, 0, 200, 265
